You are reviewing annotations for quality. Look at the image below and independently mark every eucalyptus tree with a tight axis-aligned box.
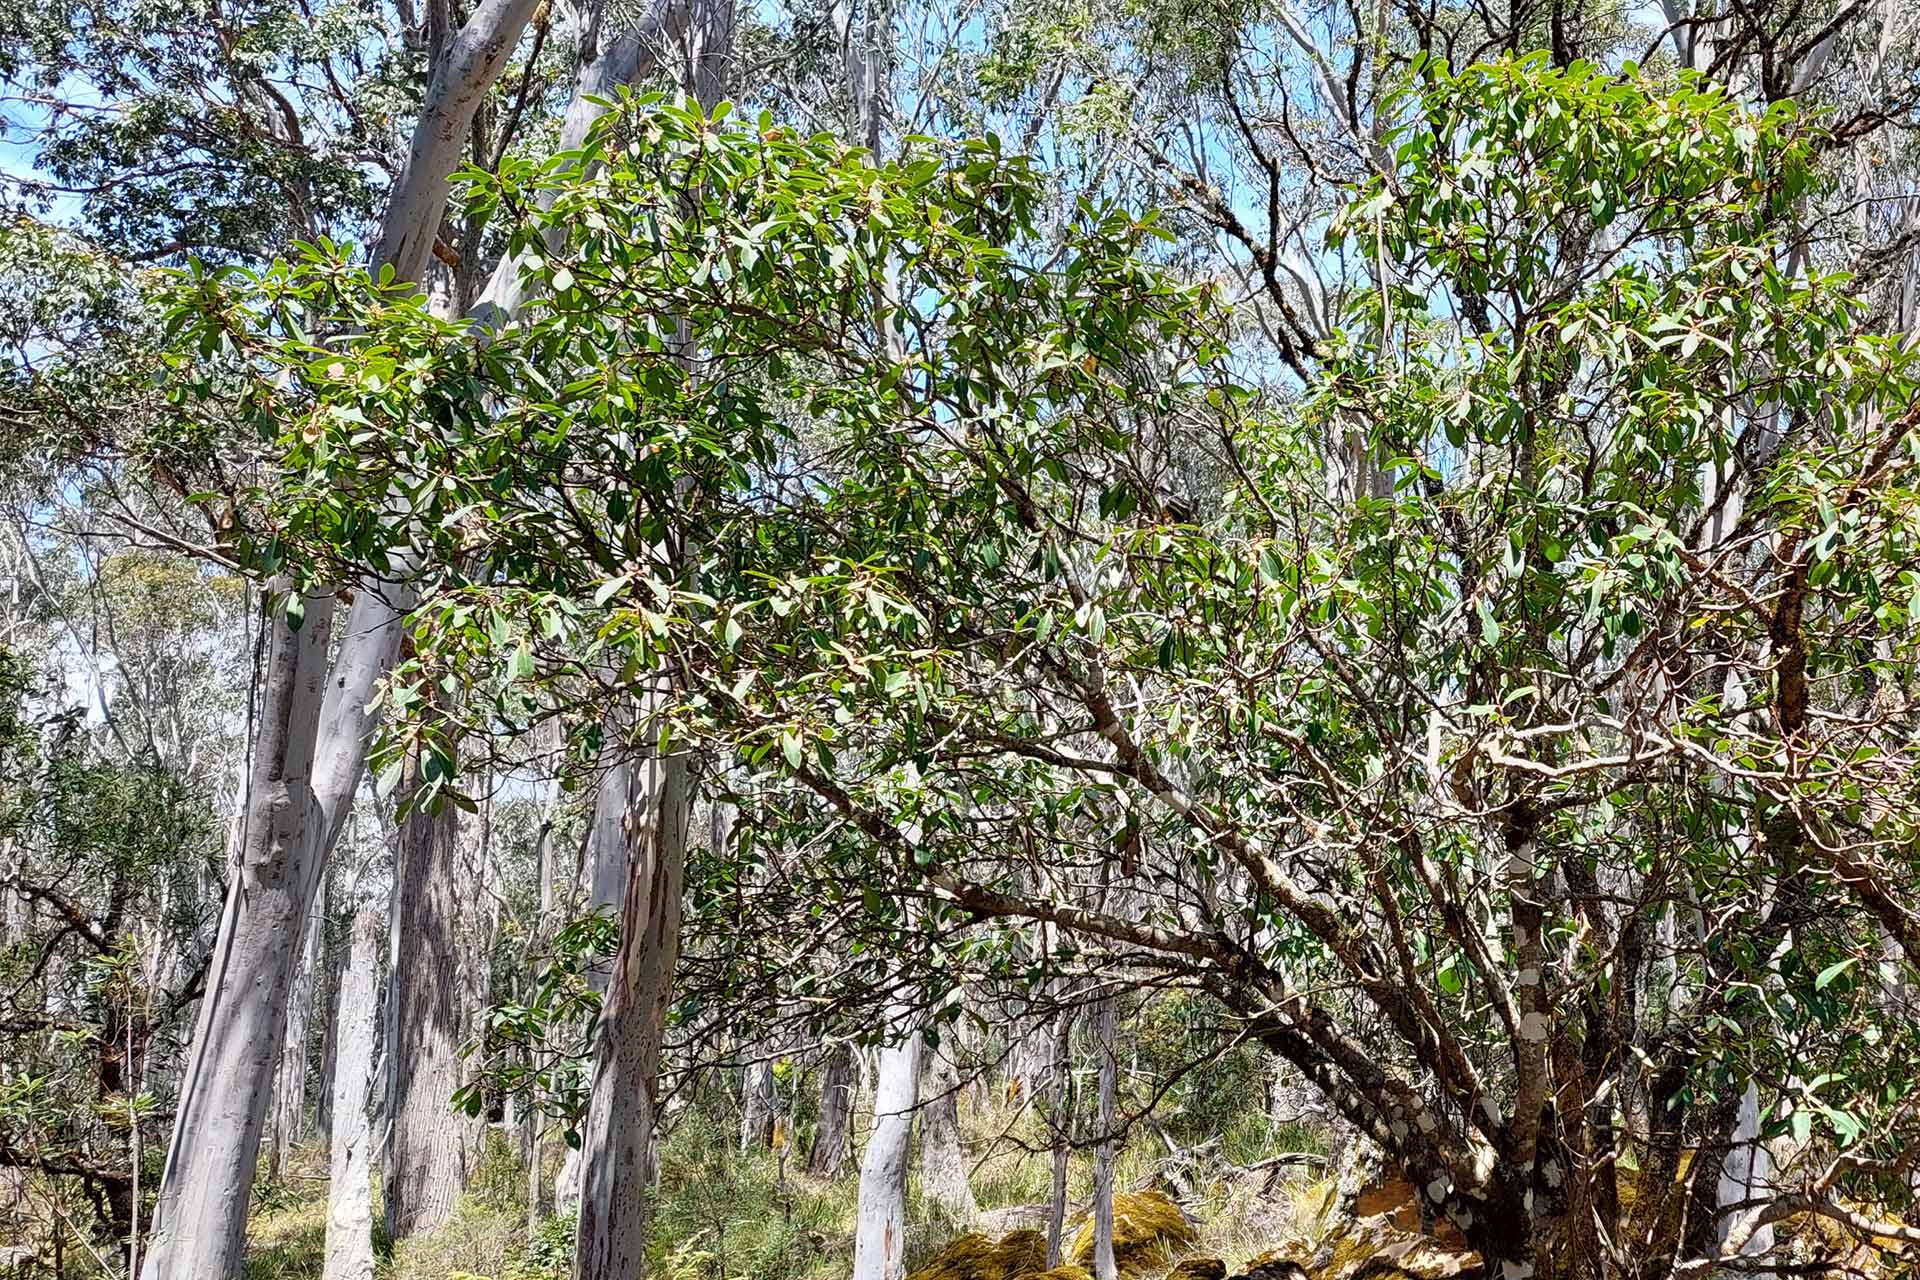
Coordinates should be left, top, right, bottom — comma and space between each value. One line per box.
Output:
692, 60, 1920, 1278
130, 2, 547, 1270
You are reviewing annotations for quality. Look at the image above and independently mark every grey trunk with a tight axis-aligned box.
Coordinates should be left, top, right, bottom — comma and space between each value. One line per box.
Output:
571, 746, 690, 1280
322, 909, 379, 1280
383, 763, 486, 1242
918, 1039, 977, 1230
741, 1054, 778, 1152
1044, 1005, 1074, 1268
270, 888, 324, 1176
807, 1044, 854, 1177
1091, 993, 1118, 1280
139, 0, 534, 1259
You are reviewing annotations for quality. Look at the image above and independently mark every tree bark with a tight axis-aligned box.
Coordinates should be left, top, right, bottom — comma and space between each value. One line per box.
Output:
383, 756, 487, 1242
139, 584, 341, 1279
270, 889, 323, 1178
571, 745, 689, 1280
1090, 993, 1118, 1280
741, 1054, 778, 1152
1044, 1005, 1074, 1268
850, 1013, 921, 1280
138, 3, 537, 1262
323, 910, 379, 1280
807, 1044, 854, 1177
918, 1037, 977, 1230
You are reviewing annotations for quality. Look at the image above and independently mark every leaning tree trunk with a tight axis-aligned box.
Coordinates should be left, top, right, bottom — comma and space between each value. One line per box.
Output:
851, 1014, 922, 1280
1090, 993, 1118, 1280
383, 749, 486, 1243
139, 585, 341, 1278
138, 6, 539, 1271
919, 1037, 978, 1230
808, 1044, 855, 1177
571, 745, 690, 1280
323, 909, 379, 1280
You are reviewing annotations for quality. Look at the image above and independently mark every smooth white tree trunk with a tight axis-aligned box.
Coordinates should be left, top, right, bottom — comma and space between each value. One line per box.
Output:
1044, 1005, 1074, 1268
270, 886, 324, 1177
1716, 1080, 1775, 1260
850, 1013, 921, 1280
741, 1055, 778, 1152
140, 584, 339, 1279
139, 4, 536, 1258
323, 910, 379, 1280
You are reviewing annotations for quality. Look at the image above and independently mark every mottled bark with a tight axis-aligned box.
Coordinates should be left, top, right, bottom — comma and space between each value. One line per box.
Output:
571, 746, 689, 1280
919, 1039, 977, 1230
270, 887, 324, 1176
741, 1054, 778, 1152
1090, 994, 1118, 1280
138, 3, 537, 1256
1044, 1006, 1074, 1268
323, 910, 379, 1280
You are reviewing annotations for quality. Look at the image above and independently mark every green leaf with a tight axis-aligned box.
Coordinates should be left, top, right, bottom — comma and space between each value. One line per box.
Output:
1814, 958, 1854, 990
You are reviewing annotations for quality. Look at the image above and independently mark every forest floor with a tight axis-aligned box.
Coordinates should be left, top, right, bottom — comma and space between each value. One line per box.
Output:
241, 1099, 1332, 1280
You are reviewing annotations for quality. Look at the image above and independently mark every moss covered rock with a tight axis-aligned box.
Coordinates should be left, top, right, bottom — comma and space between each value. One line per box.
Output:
910, 1227, 1051, 1280
1167, 1260, 1227, 1280
1067, 1190, 1200, 1278
1018, 1268, 1094, 1280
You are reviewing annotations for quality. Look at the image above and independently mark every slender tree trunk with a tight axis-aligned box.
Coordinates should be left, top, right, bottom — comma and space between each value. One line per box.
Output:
271, 880, 324, 1177
741, 1054, 778, 1152
384, 752, 486, 1242
571, 745, 689, 1280
554, 747, 633, 1214
1044, 1005, 1074, 1268
919, 1038, 977, 1230
316, 871, 343, 1141
140, 585, 343, 1279
808, 1044, 854, 1177
1090, 993, 1118, 1280
323, 910, 379, 1280
851, 1012, 921, 1280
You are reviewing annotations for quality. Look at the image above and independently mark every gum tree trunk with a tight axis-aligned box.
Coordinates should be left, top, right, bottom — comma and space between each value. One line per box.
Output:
1091, 993, 1118, 1280
571, 744, 690, 1280
1044, 1005, 1074, 1268
383, 758, 486, 1242
270, 888, 323, 1178
919, 1039, 977, 1230
323, 909, 379, 1280
137, 6, 537, 1271
851, 1016, 921, 1280
807, 1044, 854, 1177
